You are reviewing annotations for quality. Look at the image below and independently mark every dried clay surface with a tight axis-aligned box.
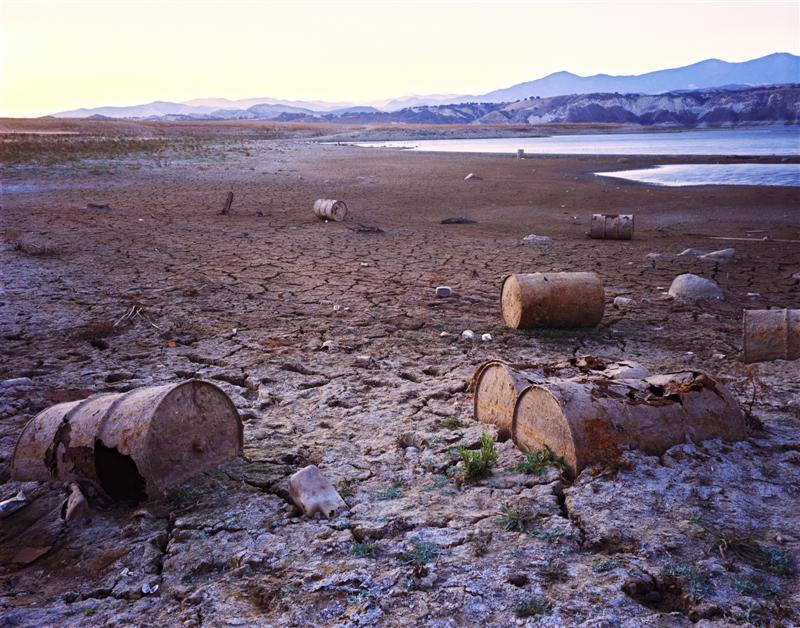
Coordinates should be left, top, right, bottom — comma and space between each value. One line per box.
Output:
0, 122, 799, 626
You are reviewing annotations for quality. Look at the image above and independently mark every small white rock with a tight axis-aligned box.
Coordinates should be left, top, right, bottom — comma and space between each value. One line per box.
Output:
461, 330, 475, 340
435, 286, 453, 298
613, 296, 636, 308
521, 234, 553, 244
439, 331, 450, 338
481, 333, 492, 342
464, 173, 482, 181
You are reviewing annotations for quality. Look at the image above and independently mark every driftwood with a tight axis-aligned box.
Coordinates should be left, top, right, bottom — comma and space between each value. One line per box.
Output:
220, 192, 234, 216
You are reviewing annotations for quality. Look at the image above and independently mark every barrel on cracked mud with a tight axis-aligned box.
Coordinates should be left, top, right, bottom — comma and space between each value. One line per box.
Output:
512, 372, 745, 477
313, 198, 348, 222
590, 214, 634, 240
743, 308, 800, 364
501, 272, 605, 329
11, 380, 243, 500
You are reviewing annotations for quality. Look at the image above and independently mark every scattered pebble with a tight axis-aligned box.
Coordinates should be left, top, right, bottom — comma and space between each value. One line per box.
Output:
699, 247, 736, 263
435, 286, 453, 298
464, 173, 482, 181
613, 296, 636, 308
461, 330, 475, 340
480, 333, 492, 342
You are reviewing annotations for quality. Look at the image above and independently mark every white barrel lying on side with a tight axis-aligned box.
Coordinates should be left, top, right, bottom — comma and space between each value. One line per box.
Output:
743, 309, 800, 364
313, 199, 348, 222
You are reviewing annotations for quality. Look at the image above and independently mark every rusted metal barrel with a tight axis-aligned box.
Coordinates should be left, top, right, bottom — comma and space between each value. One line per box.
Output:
512, 372, 745, 477
473, 358, 651, 439
501, 272, 605, 329
11, 381, 242, 500
473, 362, 546, 439
313, 199, 348, 222
590, 214, 634, 240
743, 309, 800, 364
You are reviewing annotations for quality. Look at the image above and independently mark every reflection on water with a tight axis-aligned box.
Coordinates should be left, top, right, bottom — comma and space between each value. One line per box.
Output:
353, 127, 800, 156
596, 163, 800, 187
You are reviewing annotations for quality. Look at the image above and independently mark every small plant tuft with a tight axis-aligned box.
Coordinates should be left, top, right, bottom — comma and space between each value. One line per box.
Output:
376, 481, 404, 501
515, 597, 552, 618
400, 539, 440, 565
592, 560, 619, 573
460, 432, 498, 481
497, 505, 532, 532
352, 541, 376, 559
516, 448, 566, 475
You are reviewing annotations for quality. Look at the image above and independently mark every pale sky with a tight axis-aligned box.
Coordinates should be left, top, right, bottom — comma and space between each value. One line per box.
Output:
1, 0, 798, 117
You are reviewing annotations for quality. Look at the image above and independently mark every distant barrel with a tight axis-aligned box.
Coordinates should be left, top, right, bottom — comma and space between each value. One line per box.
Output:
743, 309, 800, 364
11, 381, 242, 500
313, 199, 348, 222
501, 272, 605, 329
590, 214, 634, 240
516, 149, 525, 159
513, 372, 745, 477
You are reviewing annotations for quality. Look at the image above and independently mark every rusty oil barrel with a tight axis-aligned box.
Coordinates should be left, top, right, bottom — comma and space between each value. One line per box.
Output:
313, 199, 348, 222
473, 361, 547, 439
743, 309, 800, 364
501, 272, 605, 329
590, 214, 634, 240
473, 358, 651, 440
11, 380, 242, 500
512, 372, 744, 477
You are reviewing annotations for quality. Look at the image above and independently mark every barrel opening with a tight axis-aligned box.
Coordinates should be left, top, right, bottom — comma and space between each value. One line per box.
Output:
94, 441, 147, 502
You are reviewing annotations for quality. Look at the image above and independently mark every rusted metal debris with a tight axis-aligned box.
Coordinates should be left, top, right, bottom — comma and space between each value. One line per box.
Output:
501, 272, 605, 329
11, 381, 243, 500
473, 360, 745, 477
743, 308, 799, 363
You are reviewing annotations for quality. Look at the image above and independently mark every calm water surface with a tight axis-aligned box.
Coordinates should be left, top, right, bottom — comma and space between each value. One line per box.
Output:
354, 127, 800, 156
597, 163, 800, 187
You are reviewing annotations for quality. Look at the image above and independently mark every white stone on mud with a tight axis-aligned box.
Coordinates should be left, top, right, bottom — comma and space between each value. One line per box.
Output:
521, 234, 553, 244
435, 286, 453, 298
668, 273, 724, 302
699, 247, 735, 263
0, 377, 33, 390
288, 465, 346, 519
793, 271, 800, 283
464, 173, 482, 181
461, 330, 475, 340
613, 296, 636, 308
480, 333, 492, 342
678, 248, 708, 258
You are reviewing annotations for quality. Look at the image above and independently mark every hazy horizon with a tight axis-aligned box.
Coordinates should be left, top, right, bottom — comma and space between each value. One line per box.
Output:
1, 0, 799, 117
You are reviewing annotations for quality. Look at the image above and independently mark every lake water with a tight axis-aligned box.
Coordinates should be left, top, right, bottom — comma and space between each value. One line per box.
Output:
354, 127, 800, 156
597, 163, 800, 187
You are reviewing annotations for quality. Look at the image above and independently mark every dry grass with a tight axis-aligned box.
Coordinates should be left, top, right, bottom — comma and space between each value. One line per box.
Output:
0, 134, 219, 165
2, 229, 61, 256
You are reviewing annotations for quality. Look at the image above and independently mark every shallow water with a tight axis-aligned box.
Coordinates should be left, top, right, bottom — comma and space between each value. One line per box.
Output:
596, 163, 800, 187
354, 127, 800, 156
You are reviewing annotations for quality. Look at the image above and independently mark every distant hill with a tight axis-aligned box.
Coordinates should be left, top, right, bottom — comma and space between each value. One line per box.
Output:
474, 53, 800, 102
306, 84, 800, 126
52, 53, 800, 120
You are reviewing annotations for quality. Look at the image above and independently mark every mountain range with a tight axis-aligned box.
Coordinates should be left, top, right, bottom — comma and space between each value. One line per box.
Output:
53, 52, 800, 121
